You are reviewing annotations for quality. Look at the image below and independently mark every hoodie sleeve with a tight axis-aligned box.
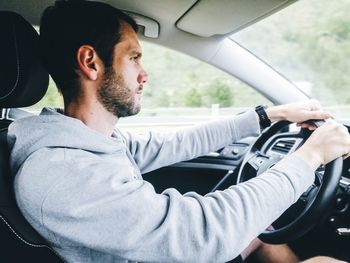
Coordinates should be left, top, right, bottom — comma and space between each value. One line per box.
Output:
30, 154, 313, 263
121, 109, 260, 173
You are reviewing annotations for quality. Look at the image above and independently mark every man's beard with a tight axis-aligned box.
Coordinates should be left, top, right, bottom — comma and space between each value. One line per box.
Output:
97, 67, 141, 118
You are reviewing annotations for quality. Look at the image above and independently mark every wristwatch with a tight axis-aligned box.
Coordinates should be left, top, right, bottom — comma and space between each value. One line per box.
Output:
255, 105, 271, 130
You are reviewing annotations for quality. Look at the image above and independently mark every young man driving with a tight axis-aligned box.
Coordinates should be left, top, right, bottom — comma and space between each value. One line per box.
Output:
8, 1, 350, 262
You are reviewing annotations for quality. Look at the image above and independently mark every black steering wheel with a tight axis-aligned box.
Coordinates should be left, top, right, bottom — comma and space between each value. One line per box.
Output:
236, 120, 343, 244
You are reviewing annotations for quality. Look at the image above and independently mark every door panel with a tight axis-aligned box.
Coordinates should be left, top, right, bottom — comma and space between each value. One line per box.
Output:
143, 138, 256, 194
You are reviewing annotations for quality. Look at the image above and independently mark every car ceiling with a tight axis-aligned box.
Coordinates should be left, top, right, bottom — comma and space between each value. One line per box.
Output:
1, 0, 297, 38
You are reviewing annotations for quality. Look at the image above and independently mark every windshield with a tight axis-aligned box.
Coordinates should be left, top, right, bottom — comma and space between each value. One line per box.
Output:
231, 0, 350, 119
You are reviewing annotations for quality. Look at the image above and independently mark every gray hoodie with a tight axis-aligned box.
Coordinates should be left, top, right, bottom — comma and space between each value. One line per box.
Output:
7, 107, 314, 263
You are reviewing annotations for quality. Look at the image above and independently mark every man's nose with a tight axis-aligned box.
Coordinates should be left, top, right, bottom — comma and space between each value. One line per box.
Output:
138, 69, 148, 84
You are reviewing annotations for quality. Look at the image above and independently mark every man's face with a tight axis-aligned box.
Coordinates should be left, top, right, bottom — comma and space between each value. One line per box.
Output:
97, 23, 147, 118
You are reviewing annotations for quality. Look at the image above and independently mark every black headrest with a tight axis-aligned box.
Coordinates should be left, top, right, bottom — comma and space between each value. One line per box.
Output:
0, 11, 49, 108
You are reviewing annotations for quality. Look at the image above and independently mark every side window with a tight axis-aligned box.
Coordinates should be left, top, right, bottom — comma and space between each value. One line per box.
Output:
29, 41, 270, 132
123, 41, 271, 132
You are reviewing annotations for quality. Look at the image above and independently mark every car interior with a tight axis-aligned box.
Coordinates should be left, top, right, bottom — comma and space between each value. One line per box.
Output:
1, 0, 350, 262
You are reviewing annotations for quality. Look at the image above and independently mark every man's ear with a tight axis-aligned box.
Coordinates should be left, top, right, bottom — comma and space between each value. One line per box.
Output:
76, 45, 101, 81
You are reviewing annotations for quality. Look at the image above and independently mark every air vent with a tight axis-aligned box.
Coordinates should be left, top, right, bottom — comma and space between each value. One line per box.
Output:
271, 139, 296, 154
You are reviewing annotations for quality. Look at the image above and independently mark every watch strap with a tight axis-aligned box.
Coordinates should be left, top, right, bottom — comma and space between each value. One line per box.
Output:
255, 105, 271, 130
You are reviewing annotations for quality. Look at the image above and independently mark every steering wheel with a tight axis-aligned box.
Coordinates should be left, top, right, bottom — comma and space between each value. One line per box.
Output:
236, 120, 343, 244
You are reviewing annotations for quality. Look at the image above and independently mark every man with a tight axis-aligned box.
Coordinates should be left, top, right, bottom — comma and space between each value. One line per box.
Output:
7, 1, 350, 262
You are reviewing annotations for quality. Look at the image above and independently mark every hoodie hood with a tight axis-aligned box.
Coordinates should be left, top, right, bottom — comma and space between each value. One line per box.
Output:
8, 107, 124, 174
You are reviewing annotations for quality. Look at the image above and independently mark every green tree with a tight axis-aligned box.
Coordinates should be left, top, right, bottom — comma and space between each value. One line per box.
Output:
203, 80, 234, 107
184, 88, 202, 107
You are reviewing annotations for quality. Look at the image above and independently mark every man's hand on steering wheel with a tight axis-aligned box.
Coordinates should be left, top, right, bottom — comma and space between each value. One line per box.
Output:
264, 99, 350, 170
294, 119, 350, 170
238, 99, 350, 243
266, 99, 331, 131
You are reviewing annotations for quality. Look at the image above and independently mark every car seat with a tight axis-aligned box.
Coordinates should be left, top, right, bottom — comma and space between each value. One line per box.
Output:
0, 11, 64, 262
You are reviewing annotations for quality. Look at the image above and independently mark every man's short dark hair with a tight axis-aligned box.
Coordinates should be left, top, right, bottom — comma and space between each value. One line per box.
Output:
40, 0, 138, 102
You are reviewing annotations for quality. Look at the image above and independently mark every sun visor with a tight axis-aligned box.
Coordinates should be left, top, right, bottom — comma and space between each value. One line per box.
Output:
176, 0, 297, 37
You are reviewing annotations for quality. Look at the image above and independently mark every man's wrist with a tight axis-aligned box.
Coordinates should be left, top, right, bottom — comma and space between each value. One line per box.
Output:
265, 105, 286, 122
293, 147, 322, 171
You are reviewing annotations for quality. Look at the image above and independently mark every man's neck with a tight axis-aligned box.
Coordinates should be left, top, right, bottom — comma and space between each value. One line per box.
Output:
64, 99, 118, 137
